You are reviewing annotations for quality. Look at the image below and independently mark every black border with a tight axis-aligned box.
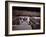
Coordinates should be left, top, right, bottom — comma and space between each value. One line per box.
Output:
5, 1, 45, 36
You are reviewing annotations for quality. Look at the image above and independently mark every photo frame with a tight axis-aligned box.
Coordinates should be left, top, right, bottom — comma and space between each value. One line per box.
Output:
5, 1, 45, 36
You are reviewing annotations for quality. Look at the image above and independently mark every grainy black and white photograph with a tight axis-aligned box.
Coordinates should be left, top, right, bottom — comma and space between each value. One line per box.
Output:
5, 1, 45, 35
12, 6, 40, 30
